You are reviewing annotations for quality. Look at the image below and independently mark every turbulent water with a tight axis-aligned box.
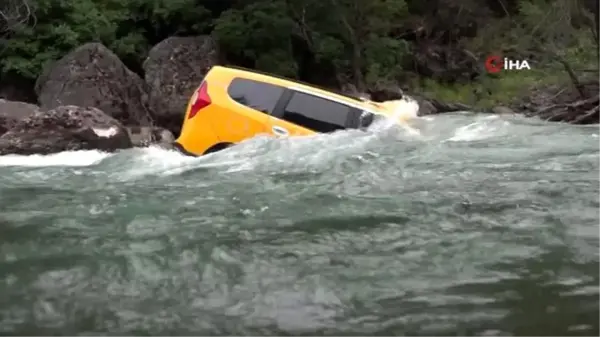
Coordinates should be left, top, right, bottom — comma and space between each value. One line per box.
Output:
0, 110, 598, 335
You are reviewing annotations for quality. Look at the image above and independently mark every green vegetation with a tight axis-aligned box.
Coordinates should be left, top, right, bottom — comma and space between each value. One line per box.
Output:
416, 58, 570, 108
1, 0, 598, 107
418, 1, 599, 108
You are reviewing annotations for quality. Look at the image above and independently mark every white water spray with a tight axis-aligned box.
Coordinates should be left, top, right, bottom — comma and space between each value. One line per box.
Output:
375, 96, 423, 136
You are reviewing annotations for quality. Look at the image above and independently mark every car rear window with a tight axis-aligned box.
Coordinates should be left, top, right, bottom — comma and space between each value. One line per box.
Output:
227, 78, 285, 114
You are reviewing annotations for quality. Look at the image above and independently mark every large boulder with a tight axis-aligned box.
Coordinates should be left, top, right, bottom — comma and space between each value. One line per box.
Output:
0, 99, 40, 136
35, 43, 154, 127
0, 105, 132, 155
143, 36, 218, 135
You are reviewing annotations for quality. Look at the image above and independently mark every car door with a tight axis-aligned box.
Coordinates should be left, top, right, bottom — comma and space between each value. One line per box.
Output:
222, 77, 285, 141
268, 89, 356, 137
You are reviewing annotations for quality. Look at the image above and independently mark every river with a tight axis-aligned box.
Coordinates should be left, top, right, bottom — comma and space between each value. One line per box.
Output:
0, 112, 598, 335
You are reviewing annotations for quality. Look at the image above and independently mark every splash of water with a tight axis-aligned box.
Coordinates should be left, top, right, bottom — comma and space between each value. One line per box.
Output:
373, 96, 424, 136
0, 110, 565, 172
379, 96, 421, 121
447, 116, 509, 142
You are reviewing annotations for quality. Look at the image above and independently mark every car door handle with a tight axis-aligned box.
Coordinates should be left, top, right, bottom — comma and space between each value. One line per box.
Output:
272, 126, 289, 137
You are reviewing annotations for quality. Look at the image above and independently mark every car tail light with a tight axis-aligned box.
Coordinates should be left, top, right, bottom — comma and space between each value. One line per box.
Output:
188, 81, 211, 119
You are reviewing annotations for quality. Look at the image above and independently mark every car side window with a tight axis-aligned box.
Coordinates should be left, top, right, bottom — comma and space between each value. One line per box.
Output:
227, 78, 285, 114
282, 91, 351, 133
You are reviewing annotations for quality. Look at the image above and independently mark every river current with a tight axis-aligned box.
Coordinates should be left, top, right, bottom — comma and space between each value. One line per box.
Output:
0, 111, 598, 335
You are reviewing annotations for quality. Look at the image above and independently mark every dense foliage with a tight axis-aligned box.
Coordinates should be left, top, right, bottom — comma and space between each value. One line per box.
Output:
0, 0, 598, 99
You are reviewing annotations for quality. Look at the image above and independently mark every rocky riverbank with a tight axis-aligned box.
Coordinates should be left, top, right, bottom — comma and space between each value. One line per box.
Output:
0, 38, 212, 155
0, 37, 597, 155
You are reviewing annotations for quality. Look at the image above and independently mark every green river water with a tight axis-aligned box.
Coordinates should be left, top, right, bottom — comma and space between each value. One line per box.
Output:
0, 113, 598, 335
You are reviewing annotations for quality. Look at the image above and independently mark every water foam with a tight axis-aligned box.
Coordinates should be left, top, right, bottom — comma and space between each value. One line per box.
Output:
0, 150, 113, 167
380, 96, 421, 121
447, 115, 509, 142
105, 146, 202, 180
0, 98, 513, 171
375, 96, 424, 137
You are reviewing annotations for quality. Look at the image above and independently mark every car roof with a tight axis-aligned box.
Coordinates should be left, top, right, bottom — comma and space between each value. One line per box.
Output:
210, 65, 379, 112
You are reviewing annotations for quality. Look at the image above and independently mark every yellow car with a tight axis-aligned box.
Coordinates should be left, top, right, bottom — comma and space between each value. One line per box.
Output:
173, 65, 414, 156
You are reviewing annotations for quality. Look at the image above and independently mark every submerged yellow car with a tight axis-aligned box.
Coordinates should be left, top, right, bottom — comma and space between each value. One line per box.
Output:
173, 65, 413, 156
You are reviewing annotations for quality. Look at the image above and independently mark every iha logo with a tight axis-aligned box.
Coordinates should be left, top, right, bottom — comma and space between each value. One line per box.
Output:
484, 55, 531, 74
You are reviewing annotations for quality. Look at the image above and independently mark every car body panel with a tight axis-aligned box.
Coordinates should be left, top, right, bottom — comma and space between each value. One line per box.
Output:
174, 65, 409, 156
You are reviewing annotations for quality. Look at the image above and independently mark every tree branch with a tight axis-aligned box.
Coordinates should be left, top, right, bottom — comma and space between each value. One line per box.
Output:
0, 0, 32, 34
285, 0, 315, 52
554, 53, 586, 98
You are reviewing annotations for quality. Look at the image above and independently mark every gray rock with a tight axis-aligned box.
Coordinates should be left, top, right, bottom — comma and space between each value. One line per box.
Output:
126, 126, 175, 147
368, 84, 404, 102
407, 94, 472, 116
143, 36, 218, 136
413, 97, 438, 116
35, 43, 155, 126
0, 99, 40, 135
428, 98, 472, 113
0, 105, 132, 155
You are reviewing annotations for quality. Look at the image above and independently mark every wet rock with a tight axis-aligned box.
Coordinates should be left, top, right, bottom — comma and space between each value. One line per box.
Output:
428, 98, 472, 113
368, 84, 404, 102
35, 43, 154, 127
407, 94, 471, 116
126, 126, 175, 147
0, 99, 40, 136
412, 96, 437, 116
343, 82, 404, 102
0, 105, 132, 155
143, 36, 218, 136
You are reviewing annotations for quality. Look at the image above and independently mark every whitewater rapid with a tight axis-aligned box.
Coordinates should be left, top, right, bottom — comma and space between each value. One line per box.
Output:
0, 97, 518, 169
0, 98, 597, 191
0, 100, 598, 335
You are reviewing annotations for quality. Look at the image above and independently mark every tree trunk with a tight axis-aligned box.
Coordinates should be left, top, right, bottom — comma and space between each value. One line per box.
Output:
351, 43, 364, 91
331, 0, 366, 91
